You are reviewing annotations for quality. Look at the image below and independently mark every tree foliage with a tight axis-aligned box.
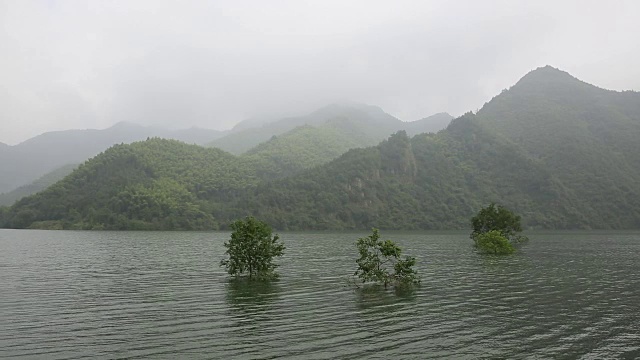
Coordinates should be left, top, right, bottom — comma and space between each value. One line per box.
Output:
473, 230, 515, 255
471, 203, 526, 242
471, 203, 527, 254
220, 217, 285, 280
354, 229, 419, 288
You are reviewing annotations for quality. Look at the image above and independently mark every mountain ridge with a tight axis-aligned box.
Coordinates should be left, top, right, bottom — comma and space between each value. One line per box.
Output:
207, 102, 404, 154
0, 122, 226, 194
3, 66, 639, 230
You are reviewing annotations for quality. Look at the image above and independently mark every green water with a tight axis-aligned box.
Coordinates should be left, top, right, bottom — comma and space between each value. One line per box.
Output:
1, 230, 639, 358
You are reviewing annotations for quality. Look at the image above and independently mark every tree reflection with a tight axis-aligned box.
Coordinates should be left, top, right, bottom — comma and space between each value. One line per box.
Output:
225, 278, 281, 314
353, 284, 417, 311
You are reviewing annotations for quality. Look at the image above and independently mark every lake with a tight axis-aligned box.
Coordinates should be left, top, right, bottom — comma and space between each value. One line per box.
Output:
1, 230, 639, 359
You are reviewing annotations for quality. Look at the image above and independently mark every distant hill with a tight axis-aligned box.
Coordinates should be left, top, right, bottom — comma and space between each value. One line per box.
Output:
238, 109, 454, 180
0, 164, 77, 206
3, 66, 639, 230
240, 113, 397, 179
400, 112, 454, 136
0, 122, 224, 194
207, 103, 404, 154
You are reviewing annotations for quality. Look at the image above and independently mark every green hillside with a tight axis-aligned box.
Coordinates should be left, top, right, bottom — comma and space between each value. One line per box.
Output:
2, 66, 640, 231
0, 118, 594, 231
208, 103, 403, 154
220, 118, 581, 230
241, 115, 400, 179
0, 122, 224, 194
476, 66, 640, 228
1, 139, 257, 230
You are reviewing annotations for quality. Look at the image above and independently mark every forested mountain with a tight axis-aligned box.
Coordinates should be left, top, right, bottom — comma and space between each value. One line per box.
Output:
1, 139, 260, 230
0, 164, 77, 206
0, 119, 582, 230
240, 113, 413, 179
2, 66, 639, 230
475, 66, 640, 228
241, 123, 365, 180
207, 103, 404, 154
220, 119, 581, 230
0, 122, 224, 194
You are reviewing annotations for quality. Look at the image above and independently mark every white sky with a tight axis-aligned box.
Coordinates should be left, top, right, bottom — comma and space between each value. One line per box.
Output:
1, 0, 639, 144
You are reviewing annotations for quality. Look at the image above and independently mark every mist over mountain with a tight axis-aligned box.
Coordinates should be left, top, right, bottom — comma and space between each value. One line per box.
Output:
3, 67, 639, 230
400, 112, 455, 136
208, 103, 404, 154
0, 164, 78, 207
0, 122, 224, 194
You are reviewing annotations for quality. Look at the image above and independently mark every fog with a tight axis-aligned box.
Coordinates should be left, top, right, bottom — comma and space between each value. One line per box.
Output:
1, 0, 639, 144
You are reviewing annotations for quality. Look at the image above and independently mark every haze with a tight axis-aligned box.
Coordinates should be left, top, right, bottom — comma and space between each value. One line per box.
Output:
1, 0, 639, 145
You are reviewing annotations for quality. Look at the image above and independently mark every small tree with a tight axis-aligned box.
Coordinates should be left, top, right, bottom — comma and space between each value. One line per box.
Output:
220, 217, 285, 280
471, 203, 527, 254
473, 230, 515, 255
354, 229, 419, 288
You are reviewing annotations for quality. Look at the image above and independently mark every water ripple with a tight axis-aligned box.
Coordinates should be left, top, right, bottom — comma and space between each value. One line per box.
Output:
1, 230, 639, 359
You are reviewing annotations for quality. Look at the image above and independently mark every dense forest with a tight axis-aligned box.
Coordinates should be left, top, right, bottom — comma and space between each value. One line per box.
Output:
1, 66, 639, 230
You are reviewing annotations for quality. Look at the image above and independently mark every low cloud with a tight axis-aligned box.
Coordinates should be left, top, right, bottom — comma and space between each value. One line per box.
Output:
1, 0, 639, 144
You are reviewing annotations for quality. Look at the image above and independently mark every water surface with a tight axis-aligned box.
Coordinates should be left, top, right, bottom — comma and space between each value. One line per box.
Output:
1, 230, 639, 359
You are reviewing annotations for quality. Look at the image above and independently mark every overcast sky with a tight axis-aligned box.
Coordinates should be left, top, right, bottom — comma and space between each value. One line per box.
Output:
1, 0, 639, 144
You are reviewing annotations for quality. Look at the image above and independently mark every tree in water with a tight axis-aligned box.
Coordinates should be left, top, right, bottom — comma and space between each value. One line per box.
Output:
470, 203, 528, 255
220, 217, 285, 280
354, 228, 419, 288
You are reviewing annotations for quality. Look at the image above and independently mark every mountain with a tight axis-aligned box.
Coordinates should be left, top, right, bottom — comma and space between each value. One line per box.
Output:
0, 119, 581, 230
400, 112, 454, 136
219, 119, 580, 230
207, 103, 404, 154
0, 122, 224, 194
240, 112, 413, 179
241, 123, 366, 180
475, 65, 640, 228
3, 66, 640, 230
0, 164, 77, 206
1, 138, 260, 230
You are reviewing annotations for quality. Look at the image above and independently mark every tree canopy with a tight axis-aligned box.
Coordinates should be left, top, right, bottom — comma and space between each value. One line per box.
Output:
220, 217, 285, 280
471, 203, 527, 254
354, 229, 419, 288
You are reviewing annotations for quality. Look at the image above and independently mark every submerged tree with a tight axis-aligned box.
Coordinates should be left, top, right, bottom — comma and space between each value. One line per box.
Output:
473, 230, 515, 255
471, 203, 528, 254
220, 217, 285, 280
354, 229, 419, 288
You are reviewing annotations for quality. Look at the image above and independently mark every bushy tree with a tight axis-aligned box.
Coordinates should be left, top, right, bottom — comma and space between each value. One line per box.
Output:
471, 203, 527, 254
473, 230, 515, 255
220, 217, 285, 280
354, 229, 419, 288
